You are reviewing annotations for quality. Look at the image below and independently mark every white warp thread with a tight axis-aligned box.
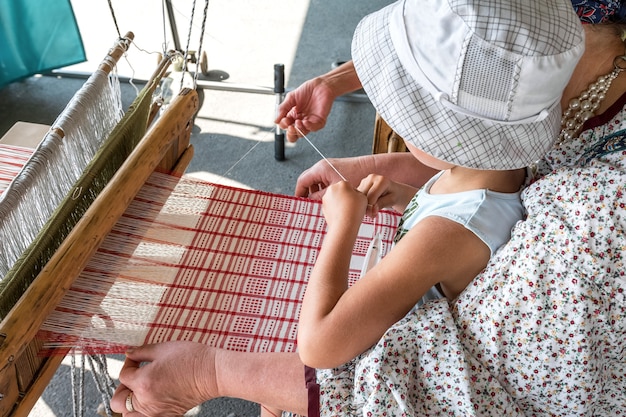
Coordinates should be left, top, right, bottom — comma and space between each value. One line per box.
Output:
0, 69, 124, 278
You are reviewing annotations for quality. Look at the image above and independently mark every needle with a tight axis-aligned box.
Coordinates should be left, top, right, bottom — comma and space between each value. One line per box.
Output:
294, 126, 348, 182
360, 232, 381, 278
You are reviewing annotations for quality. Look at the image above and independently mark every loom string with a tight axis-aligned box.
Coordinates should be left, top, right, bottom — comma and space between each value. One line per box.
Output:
294, 126, 348, 182
221, 139, 263, 178
106, 0, 122, 39
87, 354, 117, 417
180, 0, 210, 90
105, 1, 141, 96
219, 121, 286, 179
221, 123, 350, 185
181, 0, 197, 80
70, 353, 85, 417
192, 0, 210, 87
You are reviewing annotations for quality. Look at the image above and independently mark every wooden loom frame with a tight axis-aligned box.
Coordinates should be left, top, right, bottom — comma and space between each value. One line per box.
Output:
0, 23, 406, 417
0, 33, 199, 416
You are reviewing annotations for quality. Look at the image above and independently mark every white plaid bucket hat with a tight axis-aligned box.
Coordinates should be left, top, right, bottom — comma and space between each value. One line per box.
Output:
352, 0, 585, 169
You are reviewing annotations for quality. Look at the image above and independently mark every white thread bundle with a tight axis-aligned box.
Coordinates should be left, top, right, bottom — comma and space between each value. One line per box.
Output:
0, 70, 123, 277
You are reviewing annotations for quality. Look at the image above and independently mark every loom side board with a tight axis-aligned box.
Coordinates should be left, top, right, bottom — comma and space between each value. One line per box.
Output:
0, 122, 50, 148
0, 89, 198, 417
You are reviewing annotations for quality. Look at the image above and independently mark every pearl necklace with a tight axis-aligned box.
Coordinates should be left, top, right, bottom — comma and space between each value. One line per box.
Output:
559, 54, 626, 143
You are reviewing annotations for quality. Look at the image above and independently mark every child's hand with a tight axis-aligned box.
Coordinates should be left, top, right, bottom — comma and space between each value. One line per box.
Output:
321, 181, 368, 228
358, 174, 417, 217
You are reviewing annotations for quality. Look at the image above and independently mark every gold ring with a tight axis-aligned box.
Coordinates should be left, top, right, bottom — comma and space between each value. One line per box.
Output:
125, 391, 135, 413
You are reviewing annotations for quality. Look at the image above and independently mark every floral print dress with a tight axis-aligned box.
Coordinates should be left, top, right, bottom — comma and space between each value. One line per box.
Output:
307, 97, 626, 416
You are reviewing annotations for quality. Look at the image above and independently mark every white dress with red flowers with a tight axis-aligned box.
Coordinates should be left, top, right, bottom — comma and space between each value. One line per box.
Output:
309, 98, 626, 416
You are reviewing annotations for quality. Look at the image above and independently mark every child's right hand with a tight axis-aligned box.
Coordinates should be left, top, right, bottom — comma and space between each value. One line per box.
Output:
357, 174, 417, 217
321, 181, 368, 229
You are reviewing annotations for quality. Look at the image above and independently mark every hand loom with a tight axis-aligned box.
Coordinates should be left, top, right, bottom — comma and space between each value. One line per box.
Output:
0, 32, 199, 416
0, 31, 401, 417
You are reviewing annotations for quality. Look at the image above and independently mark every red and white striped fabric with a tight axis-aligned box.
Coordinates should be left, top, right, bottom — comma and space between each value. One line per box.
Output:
0, 144, 34, 195
41, 172, 401, 354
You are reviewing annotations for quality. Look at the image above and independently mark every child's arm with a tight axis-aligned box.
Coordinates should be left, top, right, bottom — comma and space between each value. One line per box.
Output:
297, 182, 490, 369
358, 173, 418, 216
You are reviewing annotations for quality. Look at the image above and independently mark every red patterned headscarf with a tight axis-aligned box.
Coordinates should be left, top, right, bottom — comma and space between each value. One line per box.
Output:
571, 0, 626, 24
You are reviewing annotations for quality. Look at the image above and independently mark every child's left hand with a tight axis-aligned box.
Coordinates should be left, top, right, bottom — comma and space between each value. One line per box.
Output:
358, 174, 417, 217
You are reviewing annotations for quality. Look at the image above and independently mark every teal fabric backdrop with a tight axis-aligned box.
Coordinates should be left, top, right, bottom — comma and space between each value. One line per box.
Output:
0, 0, 85, 88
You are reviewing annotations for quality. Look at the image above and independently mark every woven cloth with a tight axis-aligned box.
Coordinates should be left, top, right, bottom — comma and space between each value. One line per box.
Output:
0, 144, 33, 195
40, 172, 401, 354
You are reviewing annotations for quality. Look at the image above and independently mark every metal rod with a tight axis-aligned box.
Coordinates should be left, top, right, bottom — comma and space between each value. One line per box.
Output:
165, 0, 182, 51
43, 71, 370, 102
274, 63, 286, 161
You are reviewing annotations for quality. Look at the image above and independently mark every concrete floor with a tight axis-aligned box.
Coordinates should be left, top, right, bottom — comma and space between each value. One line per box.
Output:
1, 0, 395, 416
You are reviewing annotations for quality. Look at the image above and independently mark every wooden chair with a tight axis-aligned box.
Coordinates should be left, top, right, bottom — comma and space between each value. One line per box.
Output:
372, 113, 406, 154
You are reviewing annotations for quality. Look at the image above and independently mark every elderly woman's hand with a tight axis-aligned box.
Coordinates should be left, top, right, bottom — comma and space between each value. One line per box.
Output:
275, 77, 336, 142
275, 61, 362, 143
294, 156, 366, 199
110, 341, 218, 417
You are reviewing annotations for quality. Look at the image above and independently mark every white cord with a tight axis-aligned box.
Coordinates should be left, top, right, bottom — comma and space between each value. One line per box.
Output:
294, 126, 348, 182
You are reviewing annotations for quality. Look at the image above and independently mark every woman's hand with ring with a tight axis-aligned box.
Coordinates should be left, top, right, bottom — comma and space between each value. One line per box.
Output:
125, 391, 135, 413
110, 342, 219, 416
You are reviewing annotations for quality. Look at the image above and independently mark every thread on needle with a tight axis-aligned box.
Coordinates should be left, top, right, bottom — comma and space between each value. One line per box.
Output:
294, 126, 348, 182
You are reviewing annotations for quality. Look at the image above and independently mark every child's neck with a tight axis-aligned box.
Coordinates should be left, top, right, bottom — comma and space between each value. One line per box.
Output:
429, 166, 526, 194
